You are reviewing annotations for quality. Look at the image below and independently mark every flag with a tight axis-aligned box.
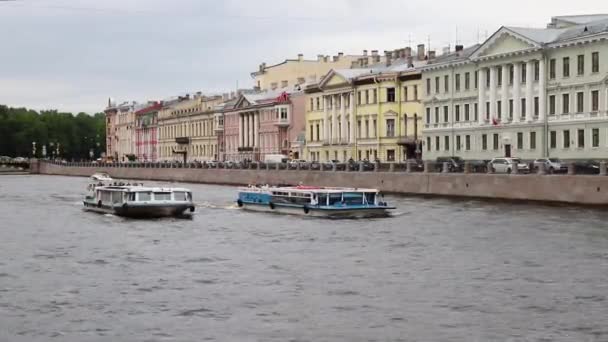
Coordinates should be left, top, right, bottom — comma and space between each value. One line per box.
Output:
492, 118, 499, 126
276, 91, 289, 103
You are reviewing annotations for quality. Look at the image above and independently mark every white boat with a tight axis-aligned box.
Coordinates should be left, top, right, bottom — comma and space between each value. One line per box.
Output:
90, 172, 113, 182
84, 182, 195, 218
236, 185, 395, 218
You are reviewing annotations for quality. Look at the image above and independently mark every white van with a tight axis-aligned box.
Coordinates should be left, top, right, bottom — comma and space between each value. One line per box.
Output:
264, 154, 288, 164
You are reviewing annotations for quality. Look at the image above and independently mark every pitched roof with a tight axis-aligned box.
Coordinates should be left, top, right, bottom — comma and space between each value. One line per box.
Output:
551, 14, 608, 26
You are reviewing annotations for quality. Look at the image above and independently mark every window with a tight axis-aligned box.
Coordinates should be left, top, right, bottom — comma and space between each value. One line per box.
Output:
426, 108, 431, 124
521, 63, 527, 83
521, 98, 526, 118
455, 105, 460, 122
592, 52, 599, 73
577, 92, 584, 113
577, 54, 584, 75
444, 75, 449, 93
387, 150, 395, 162
465, 72, 470, 90
386, 88, 395, 102
497, 100, 502, 119
485, 102, 490, 120
550, 131, 556, 149
404, 114, 408, 134
509, 65, 514, 84
403, 86, 408, 101
474, 103, 478, 122
497, 66, 503, 86
592, 128, 599, 147
154, 192, 172, 201
435, 136, 440, 151
280, 107, 288, 119
443, 106, 448, 123
365, 90, 369, 104
426, 78, 431, 95
455, 74, 461, 91
534, 97, 539, 117
517, 132, 523, 149
534, 60, 540, 81
563, 94, 570, 114
310, 98, 314, 111
509, 99, 514, 119
373, 119, 377, 137
444, 136, 450, 151
465, 135, 471, 151
486, 68, 491, 88
549, 95, 556, 115
386, 119, 395, 137
592, 90, 599, 112
357, 91, 361, 105
549, 59, 556, 79
530, 131, 536, 149
475, 71, 478, 89
310, 125, 313, 141
435, 107, 439, 124
414, 85, 418, 100
563, 57, 570, 77
493, 134, 499, 150
456, 136, 461, 151
372, 89, 378, 103
578, 129, 585, 148
357, 120, 361, 137
563, 130, 570, 148
435, 77, 440, 93
482, 134, 487, 150
426, 137, 431, 151
464, 104, 470, 121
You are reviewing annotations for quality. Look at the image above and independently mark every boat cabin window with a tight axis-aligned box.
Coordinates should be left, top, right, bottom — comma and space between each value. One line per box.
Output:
317, 193, 328, 206
364, 192, 376, 205
328, 193, 343, 206
126, 192, 136, 201
343, 192, 364, 205
173, 191, 188, 201
100, 190, 111, 204
138, 192, 152, 201
111, 191, 123, 204
154, 192, 172, 201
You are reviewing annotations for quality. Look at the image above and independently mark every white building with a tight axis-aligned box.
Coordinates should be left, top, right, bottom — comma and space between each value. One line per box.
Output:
422, 14, 608, 161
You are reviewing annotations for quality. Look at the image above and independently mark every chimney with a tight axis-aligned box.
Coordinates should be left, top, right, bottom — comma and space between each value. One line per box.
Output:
404, 47, 412, 57
371, 50, 378, 57
298, 53, 304, 61
324, 56, 329, 62
363, 50, 368, 56
407, 56, 414, 68
385, 50, 393, 66
428, 50, 436, 60
455, 45, 464, 52
338, 52, 344, 59
333, 55, 338, 62
417, 44, 425, 61
317, 54, 324, 61
442, 46, 450, 55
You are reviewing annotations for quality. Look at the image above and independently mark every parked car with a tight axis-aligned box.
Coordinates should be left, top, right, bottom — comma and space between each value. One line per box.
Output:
573, 160, 600, 174
533, 158, 568, 173
324, 160, 346, 171
435, 156, 464, 172
0, 156, 11, 163
288, 159, 307, 169
13, 157, 28, 163
206, 160, 219, 168
404, 159, 425, 172
309, 161, 322, 170
468, 159, 489, 173
489, 157, 530, 174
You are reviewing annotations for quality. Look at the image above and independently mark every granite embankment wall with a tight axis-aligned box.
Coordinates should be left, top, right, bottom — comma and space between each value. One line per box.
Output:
36, 162, 608, 205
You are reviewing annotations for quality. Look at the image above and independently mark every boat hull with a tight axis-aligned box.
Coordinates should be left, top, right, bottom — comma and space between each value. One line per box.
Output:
83, 201, 194, 218
238, 201, 393, 219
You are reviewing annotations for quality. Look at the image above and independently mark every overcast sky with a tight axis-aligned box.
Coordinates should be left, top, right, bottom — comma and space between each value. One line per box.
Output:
0, 0, 606, 114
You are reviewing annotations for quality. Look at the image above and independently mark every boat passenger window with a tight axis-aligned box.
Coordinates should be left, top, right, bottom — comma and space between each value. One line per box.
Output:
328, 193, 343, 206
112, 191, 123, 204
154, 192, 172, 201
126, 193, 136, 201
364, 193, 376, 205
317, 193, 328, 206
173, 191, 187, 201
343, 192, 364, 205
187, 192, 192, 201
138, 192, 152, 201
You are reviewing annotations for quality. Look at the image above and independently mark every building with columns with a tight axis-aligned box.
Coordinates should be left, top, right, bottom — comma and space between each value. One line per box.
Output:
422, 14, 608, 160
113, 101, 138, 161
134, 102, 161, 162
304, 46, 427, 162
223, 90, 306, 161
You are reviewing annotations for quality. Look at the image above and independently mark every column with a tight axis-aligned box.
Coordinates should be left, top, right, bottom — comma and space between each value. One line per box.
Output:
513, 63, 521, 120
253, 112, 259, 147
501, 64, 509, 120
489, 66, 497, 121
539, 58, 546, 121
341, 93, 347, 143
245, 114, 250, 147
478, 67, 486, 125
323, 96, 329, 143
349, 92, 356, 144
332, 94, 338, 144
249, 114, 254, 148
239, 114, 243, 147
526, 60, 534, 122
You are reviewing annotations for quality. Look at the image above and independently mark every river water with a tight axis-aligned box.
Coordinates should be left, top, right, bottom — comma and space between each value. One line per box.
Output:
1, 175, 608, 342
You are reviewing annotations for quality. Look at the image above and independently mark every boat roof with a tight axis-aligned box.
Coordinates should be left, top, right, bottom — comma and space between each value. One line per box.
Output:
246, 185, 380, 193
96, 186, 191, 192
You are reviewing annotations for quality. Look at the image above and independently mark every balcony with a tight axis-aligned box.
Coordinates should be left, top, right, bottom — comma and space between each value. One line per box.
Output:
397, 136, 417, 145
214, 124, 224, 132
275, 117, 290, 127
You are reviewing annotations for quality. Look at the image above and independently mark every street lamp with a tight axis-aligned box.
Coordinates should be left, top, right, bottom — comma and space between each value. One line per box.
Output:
32, 141, 36, 158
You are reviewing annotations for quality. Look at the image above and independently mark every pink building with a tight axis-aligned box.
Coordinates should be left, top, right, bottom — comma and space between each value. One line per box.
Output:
134, 102, 161, 162
223, 90, 305, 161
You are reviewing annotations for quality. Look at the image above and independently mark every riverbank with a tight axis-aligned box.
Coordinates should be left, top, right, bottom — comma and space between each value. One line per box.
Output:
35, 161, 608, 206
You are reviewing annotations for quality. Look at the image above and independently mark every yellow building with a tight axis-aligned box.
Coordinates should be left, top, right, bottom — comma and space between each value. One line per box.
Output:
304, 47, 426, 162
157, 94, 225, 162
251, 51, 383, 92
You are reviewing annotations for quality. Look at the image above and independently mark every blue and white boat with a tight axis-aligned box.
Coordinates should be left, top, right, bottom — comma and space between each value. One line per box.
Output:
236, 185, 395, 218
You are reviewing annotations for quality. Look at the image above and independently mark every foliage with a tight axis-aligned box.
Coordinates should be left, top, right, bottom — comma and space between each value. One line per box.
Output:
0, 105, 106, 160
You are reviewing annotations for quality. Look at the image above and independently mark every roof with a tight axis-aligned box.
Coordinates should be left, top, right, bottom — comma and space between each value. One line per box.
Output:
551, 14, 608, 26
506, 16, 608, 45
425, 44, 480, 66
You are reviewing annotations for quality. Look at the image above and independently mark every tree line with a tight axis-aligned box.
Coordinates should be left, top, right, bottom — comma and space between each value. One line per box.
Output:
0, 105, 106, 160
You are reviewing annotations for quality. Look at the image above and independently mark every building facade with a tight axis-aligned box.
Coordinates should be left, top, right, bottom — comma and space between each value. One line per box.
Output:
104, 99, 118, 160
134, 102, 161, 162
157, 94, 225, 162
223, 90, 306, 161
114, 102, 137, 161
305, 46, 426, 162
422, 15, 608, 161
